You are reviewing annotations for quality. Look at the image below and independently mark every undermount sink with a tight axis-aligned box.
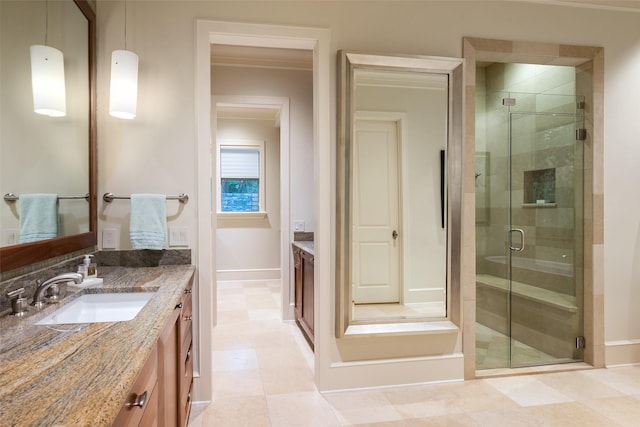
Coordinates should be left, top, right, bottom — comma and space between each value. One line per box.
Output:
36, 292, 155, 325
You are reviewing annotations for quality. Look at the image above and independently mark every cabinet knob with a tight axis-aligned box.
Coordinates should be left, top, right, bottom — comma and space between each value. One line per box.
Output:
184, 315, 192, 321
184, 288, 192, 294
175, 302, 183, 310
128, 390, 148, 409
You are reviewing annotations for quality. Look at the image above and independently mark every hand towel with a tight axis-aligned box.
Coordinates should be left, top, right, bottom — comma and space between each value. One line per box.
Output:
130, 193, 167, 250
19, 194, 58, 243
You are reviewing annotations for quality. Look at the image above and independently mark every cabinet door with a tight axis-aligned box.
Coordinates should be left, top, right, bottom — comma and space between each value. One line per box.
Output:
178, 278, 194, 427
302, 251, 315, 342
113, 347, 158, 427
158, 308, 180, 427
138, 386, 159, 427
293, 246, 303, 320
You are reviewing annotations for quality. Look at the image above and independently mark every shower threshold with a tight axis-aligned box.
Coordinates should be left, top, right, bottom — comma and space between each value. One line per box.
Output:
476, 323, 581, 371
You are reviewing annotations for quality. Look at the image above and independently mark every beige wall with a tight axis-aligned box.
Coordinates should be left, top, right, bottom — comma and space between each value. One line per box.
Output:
97, 0, 640, 395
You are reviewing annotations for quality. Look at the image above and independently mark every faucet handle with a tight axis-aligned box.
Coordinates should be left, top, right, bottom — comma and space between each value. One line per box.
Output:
6, 288, 28, 316
7, 287, 25, 299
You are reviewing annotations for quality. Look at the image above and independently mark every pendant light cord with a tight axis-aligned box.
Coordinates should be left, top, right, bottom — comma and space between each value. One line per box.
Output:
124, 0, 128, 50
44, 0, 49, 45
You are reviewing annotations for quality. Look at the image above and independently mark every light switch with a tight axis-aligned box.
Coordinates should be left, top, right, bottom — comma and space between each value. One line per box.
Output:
293, 220, 305, 232
170, 226, 189, 247
103, 228, 119, 249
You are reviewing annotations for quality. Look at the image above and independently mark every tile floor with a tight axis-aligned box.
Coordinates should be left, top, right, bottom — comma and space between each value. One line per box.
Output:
188, 280, 640, 426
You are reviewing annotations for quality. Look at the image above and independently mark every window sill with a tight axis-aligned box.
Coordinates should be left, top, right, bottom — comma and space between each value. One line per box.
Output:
217, 211, 268, 220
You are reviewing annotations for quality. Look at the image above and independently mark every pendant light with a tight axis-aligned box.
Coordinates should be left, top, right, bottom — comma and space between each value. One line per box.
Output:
30, 0, 66, 117
109, 0, 138, 119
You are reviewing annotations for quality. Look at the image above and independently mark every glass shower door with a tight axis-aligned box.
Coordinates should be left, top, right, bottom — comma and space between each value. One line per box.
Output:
508, 94, 584, 367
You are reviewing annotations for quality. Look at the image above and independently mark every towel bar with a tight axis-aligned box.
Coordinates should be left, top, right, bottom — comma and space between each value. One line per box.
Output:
3, 193, 89, 203
102, 193, 189, 204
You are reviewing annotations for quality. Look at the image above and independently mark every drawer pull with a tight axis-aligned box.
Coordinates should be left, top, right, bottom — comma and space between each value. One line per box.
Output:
184, 288, 192, 294
184, 315, 192, 321
175, 302, 183, 310
128, 390, 148, 409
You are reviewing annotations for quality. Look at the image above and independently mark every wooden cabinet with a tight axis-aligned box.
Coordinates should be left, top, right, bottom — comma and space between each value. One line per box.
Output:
178, 278, 194, 427
158, 307, 179, 427
292, 244, 314, 347
113, 347, 159, 427
115, 276, 194, 427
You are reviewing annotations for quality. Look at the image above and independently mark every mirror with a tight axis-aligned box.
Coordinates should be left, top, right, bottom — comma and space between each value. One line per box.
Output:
0, 0, 96, 272
336, 51, 463, 336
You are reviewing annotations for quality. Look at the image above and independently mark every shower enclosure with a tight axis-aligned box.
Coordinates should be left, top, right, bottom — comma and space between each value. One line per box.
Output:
475, 88, 585, 370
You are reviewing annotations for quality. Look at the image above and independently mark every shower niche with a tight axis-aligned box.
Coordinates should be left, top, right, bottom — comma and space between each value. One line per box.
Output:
523, 168, 556, 207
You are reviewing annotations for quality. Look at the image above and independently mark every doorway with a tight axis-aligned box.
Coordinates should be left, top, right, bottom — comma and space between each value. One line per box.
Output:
210, 46, 311, 322
195, 20, 330, 401
475, 81, 586, 369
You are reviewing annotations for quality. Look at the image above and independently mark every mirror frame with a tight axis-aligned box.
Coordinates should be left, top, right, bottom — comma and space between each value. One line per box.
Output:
336, 51, 463, 337
0, 0, 96, 273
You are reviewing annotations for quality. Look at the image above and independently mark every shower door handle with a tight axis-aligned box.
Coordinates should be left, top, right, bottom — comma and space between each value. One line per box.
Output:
509, 228, 525, 252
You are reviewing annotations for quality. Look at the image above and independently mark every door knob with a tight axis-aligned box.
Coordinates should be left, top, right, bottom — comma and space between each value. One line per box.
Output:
392, 230, 398, 239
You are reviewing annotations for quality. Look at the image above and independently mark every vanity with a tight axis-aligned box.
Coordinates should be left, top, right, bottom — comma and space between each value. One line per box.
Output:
292, 241, 314, 347
0, 263, 194, 426
0, 2, 196, 424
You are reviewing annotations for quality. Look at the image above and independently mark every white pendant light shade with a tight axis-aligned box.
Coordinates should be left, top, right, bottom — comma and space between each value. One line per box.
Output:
30, 45, 66, 117
109, 49, 138, 119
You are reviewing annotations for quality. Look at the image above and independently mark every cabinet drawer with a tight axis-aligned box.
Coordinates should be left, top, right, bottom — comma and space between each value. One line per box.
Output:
180, 319, 192, 359
180, 380, 193, 427
180, 341, 194, 403
179, 293, 192, 341
113, 346, 158, 427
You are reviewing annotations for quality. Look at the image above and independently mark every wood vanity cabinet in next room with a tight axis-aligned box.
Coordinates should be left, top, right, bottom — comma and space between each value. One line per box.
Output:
293, 244, 314, 347
114, 276, 194, 427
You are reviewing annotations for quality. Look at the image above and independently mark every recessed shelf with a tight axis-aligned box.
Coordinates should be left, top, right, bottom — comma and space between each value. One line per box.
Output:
522, 203, 557, 208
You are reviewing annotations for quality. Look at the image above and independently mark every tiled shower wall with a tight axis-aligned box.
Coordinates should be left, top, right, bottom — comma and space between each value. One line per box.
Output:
475, 63, 583, 296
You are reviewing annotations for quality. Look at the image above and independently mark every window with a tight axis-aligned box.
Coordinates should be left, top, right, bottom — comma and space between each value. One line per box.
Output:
217, 140, 265, 215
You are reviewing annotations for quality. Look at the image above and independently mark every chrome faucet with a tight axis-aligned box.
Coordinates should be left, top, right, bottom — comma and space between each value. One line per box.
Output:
31, 273, 83, 308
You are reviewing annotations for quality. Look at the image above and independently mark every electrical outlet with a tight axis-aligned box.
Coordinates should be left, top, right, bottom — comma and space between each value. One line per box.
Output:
293, 220, 305, 232
102, 228, 119, 249
169, 226, 189, 247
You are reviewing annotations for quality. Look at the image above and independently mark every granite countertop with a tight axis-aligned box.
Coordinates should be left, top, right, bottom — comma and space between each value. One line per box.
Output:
292, 240, 314, 256
0, 264, 195, 427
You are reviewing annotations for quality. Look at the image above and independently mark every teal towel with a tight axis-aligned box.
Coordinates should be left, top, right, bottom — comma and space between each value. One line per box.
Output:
130, 194, 166, 250
19, 194, 58, 243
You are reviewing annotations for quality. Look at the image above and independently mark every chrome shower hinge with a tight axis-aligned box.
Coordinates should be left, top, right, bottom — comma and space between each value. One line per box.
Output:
576, 128, 587, 141
576, 335, 586, 349
502, 98, 516, 106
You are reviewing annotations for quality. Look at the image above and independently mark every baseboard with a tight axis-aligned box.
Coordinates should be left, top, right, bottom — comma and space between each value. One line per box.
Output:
321, 353, 464, 391
605, 339, 640, 366
216, 268, 280, 281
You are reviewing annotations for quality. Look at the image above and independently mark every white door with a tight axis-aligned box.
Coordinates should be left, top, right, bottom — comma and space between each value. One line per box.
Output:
352, 119, 401, 304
